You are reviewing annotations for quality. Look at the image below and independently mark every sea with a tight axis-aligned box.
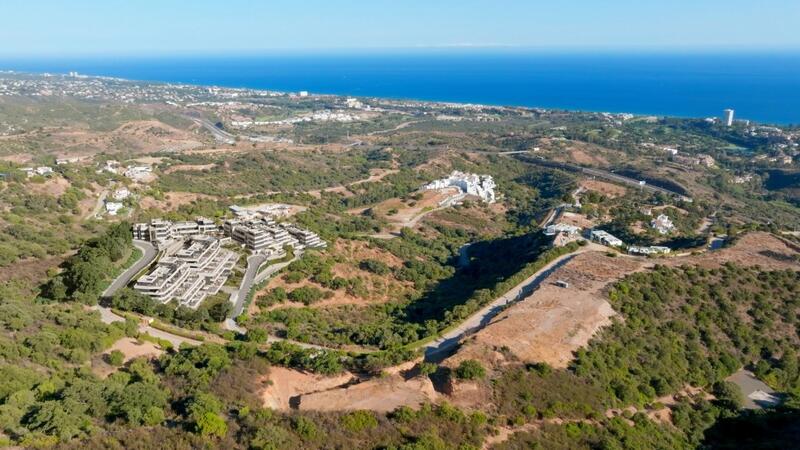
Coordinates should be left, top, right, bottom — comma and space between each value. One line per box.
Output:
2, 51, 799, 125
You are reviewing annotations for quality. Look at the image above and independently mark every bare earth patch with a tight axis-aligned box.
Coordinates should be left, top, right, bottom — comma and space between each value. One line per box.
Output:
363, 188, 458, 233
251, 239, 410, 314
297, 372, 438, 412
579, 179, 627, 198
93, 337, 163, 378
260, 367, 355, 410
27, 176, 71, 197
558, 211, 595, 229
446, 232, 800, 371
674, 232, 799, 271
448, 252, 643, 369
139, 191, 217, 211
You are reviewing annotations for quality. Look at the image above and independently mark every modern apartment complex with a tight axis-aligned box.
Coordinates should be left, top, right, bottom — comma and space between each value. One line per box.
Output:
223, 218, 326, 253
133, 217, 217, 245
134, 235, 237, 309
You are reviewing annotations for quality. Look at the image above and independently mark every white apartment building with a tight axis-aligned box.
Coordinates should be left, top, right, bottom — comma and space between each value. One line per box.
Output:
112, 188, 131, 201
132, 217, 218, 244
105, 201, 124, 216
628, 245, 671, 255
723, 109, 735, 127
544, 223, 581, 236
423, 171, 497, 204
589, 229, 624, 247
134, 236, 237, 309
223, 218, 326, 253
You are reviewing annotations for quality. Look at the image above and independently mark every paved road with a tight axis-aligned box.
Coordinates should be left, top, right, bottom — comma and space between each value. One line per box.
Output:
366, 120, 422, 136
423, 250, 585, 361
512, 153, 692, 201
185, 114, 236, 144
102, 240, 157, 298
229, 251, 301, 318
91, 305, 203, 347
231, 254, 267, 318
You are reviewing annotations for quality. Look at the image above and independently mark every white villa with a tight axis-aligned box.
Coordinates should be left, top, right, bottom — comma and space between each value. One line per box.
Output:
651, 214, 675, 235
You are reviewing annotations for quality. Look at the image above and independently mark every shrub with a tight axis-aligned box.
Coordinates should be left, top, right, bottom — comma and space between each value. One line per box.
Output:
107, 350, 125, 366
340, 410, 378, 432
359, 259, 391, 275
455, 360, 486, 380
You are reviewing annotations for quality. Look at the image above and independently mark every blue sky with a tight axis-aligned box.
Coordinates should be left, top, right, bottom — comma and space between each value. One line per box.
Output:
1, 0, 799, 56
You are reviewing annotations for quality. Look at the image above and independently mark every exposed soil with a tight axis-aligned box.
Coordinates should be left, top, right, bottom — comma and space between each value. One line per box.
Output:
446, 251, 642, 369
579, 179, 628, 198
557, 211, 595, 229
260, 367, 355, 410
92, 337, 163, 379
297, 372, 438, 412
447, 232, 800, 372
673, 232, 799, 271
258, 232, 799, 415
251, 239, 411, 314
163, 163, 217, 174
28, 176, 71, 197
139, 191, 217, 211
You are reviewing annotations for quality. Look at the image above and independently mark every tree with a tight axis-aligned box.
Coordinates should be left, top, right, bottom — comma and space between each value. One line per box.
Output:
187, 393, 227, 437
25, 399, 92, 441
112, 289, 157, 316
455, 360, 486, 380
110, 382, 168, 425
195, 411, 228, 438
107, 350, 125, 367
246, 328, 268, 344
712, 381, 744, 412
207, 299, 232, 322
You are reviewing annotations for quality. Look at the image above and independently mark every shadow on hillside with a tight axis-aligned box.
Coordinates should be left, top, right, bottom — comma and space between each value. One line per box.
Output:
401, 232, 551, 325
702, 408, 800, 449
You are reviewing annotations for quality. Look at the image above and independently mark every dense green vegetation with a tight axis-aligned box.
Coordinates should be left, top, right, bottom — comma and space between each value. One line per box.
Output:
41, 222, 133, 304
572, 264, 800, 406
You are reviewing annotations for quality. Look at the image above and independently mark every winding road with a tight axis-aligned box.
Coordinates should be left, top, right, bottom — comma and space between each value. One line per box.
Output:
102, 240, 157, 298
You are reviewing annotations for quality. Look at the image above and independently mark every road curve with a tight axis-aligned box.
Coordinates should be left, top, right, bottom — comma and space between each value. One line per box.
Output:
102, 240, 157, 298
231, 254, 267, 318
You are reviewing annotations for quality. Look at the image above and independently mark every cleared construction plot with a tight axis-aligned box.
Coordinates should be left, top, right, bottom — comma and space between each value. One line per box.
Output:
446, 232, 800, 371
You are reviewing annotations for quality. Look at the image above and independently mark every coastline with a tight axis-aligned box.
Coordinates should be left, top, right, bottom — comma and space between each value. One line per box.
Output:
2, 52, 800, 124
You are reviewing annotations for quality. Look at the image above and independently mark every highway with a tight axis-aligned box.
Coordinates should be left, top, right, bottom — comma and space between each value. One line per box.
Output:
184, 114, 236, 144
102, 240, 157, 298
511, 153, 691, 201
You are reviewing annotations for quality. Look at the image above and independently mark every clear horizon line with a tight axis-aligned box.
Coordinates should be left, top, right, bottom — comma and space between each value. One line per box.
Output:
2, 44, 800, 59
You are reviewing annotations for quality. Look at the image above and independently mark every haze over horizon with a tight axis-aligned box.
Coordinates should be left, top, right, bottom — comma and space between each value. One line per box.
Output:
1, 0, 799, 57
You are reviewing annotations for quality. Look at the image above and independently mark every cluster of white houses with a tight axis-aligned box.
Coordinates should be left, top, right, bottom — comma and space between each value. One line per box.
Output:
131, 214, 325, 308
423, 171, 497, 204
545, 222, 671, 255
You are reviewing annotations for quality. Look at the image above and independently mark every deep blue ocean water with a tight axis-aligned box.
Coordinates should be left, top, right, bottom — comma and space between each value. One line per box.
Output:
2, 51, 799, 124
